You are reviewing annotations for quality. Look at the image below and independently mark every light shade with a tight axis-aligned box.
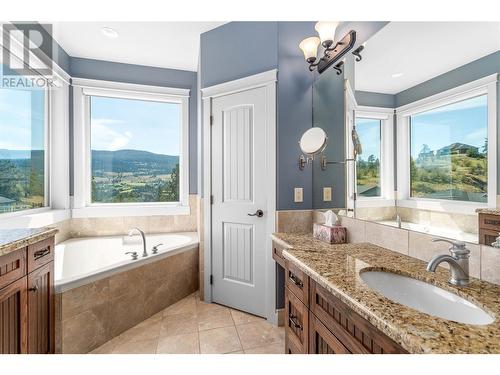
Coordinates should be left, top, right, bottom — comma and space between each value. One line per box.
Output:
299, 36, 320, 62
314, 22, 340, 44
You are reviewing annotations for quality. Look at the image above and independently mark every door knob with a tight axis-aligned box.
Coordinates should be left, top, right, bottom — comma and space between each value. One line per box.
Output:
248, 209, 264, 218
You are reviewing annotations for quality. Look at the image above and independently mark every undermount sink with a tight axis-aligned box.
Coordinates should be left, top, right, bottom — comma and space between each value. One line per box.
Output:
360, 271, 495, 325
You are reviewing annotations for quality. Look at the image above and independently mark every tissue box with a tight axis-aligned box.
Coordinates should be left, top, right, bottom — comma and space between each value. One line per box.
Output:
313, 223, 347, 244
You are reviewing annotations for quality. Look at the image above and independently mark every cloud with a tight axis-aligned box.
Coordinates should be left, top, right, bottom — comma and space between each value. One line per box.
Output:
91, 118, 132, 151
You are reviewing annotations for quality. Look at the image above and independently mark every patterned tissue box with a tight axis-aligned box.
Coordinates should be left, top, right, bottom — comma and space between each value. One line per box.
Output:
313, 223, 347, 244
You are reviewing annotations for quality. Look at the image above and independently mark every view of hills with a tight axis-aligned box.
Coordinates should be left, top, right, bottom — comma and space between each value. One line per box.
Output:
91, 149, 179, 175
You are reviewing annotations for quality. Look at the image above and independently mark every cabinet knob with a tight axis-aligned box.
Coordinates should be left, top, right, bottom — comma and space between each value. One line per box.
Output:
28, 285, 38, 292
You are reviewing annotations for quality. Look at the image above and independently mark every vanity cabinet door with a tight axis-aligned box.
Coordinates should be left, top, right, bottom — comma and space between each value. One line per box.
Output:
285, 287, 309, 353
0, 277, 28, 354
309, 313, 350, 354
27, 262, 54, 354
309, 280, 407, 354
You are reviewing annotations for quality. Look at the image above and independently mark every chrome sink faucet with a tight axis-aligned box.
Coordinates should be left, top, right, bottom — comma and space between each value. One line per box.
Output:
426, 238, 470, 286
128, 227, 147, 257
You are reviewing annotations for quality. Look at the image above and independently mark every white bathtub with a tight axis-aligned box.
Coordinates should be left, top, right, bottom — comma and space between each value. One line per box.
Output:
55, 232, 199, 293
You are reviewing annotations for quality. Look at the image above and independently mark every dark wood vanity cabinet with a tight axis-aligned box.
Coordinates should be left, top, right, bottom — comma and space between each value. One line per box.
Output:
0, 236, 55, 354
278, 241, 408, 354
478, 213, 500, 246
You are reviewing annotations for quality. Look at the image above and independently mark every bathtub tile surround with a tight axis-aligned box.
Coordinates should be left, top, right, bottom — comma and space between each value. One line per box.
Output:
91, 291, 285, 354
57, 247, 198, 353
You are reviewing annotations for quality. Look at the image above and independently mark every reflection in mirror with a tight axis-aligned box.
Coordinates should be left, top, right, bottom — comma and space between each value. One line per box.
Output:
348, 22, 500, 244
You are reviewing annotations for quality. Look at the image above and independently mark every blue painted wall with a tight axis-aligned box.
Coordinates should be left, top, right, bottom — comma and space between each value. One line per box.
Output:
68, 58, 198, 195
356, 91, 396, 108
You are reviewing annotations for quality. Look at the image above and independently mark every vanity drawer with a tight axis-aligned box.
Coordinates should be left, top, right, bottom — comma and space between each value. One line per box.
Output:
272, 241, 286, 268
479, 228, 499, 246
285, 262, 309, 306
27, 237, 54, 273
309, 280, 407, 354
309, 312, 350, 354
0, 249, 27, 290
479, 213, 500, 232
285, 286, 309, 353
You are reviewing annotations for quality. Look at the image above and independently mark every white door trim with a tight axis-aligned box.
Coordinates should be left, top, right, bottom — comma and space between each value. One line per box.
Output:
202, 69, 277, 324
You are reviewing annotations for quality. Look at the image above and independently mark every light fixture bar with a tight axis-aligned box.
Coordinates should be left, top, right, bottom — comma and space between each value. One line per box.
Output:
317, 30, 356, 74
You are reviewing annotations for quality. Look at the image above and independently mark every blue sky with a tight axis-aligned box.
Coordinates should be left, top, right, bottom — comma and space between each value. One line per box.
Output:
410, 95, 487, 158
91, 96, 181, 156
356, 118, 380, 161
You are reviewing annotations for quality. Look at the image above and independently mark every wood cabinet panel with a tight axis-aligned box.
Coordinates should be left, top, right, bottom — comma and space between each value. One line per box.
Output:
27, 262, 54, 354
309, 280, 407, 354
27, 237, 54, 274
285, 262, 309, 306
0, 277, 27, 354
309, 313, 350, 354
285, 286, 308, 353
272, 243, 286, 268
0, 249, 26, 290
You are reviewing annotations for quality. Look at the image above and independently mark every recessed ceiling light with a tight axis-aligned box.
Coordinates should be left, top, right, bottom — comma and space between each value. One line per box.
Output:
101, 27, 119, 39
391, 72, 403, 78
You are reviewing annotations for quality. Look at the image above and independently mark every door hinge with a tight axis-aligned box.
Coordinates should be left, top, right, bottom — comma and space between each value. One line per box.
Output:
210, 115, 214, 125
210, 275, 214, 285
210, 195, 214, 204
353, 192, 357, 201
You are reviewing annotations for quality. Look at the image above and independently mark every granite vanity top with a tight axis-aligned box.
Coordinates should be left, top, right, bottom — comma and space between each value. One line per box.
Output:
0, 227, 58, 256
476, 208, 500, 216
272, 232, 500, 354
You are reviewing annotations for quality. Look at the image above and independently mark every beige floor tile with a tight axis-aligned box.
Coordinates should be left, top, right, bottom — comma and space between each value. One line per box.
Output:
236, 321, 285, 350
163, 294, 197, 316
230, 309, 264, 325
111, 338, 159, 354
156, 333, 200, 354
226, 350, 244, 354
196, 300, 227, 314
116, 312, 162, 344
89, 336, 120, 354
199, 326, 242, 354
161, 313, 198, 337
198, 307, 234, 331
244, 342, 285, 354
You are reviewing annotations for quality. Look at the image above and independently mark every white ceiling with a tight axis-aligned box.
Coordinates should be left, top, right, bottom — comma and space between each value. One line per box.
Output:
355, 22, 500, 94
52, 22, 226, 71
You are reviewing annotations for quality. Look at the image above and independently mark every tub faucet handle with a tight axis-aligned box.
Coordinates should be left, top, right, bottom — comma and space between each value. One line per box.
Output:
152, 243, 163, 254
125, 251, 138, 260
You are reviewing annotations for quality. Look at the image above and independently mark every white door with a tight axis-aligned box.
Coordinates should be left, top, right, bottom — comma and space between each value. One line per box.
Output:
211, 86, 268, 317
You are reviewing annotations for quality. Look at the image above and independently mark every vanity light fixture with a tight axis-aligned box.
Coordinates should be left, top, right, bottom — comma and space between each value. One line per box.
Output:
101, 27, 119, 39
298, 22, 358, 74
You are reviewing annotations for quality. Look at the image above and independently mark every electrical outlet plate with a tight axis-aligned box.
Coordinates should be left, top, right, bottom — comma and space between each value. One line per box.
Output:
294, 187, 303, 203
323, 187, 332, 201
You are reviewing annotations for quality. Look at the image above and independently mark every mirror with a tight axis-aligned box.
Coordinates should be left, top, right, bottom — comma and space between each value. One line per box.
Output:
299, 127, 328, 156
312, 22, 500, 244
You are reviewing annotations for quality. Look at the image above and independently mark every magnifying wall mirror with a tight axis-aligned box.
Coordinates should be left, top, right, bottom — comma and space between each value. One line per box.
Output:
298, 127, 328, 169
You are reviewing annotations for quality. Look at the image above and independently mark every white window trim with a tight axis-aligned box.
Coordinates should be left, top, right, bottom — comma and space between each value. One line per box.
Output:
0, 25, 70, 228
72, 78, 190, 218
396, 74, 498, 214
355, 105, 395, 208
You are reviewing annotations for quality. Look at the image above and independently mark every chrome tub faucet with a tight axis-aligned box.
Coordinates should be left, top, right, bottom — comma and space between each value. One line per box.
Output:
426, 238, 470, 286
128, 227, 148, 257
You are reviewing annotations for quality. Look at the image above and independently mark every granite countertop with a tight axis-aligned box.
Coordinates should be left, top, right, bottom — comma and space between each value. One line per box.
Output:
272, 232, 500, 354
476, 208, 500, 216
0, 227, 58, 256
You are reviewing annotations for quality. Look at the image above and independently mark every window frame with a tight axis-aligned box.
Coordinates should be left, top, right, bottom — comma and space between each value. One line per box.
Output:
0, 26, 70, 225
354, 106, 395, 208
396, 74, 498, 214
72, 78, 190, 218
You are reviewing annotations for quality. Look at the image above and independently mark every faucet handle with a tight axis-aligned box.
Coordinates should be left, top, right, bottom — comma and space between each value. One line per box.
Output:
432, 238, 469, 255
151, 243, 163, 254
125, 251, 138, 260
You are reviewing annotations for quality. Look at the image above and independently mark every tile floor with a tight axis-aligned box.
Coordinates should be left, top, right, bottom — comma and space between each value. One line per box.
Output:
91, 290, 285, 354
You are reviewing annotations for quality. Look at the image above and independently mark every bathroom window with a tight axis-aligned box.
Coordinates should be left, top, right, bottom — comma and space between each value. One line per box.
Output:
72, 79, 190, 216
409, 95, 488, 203
90, 96, 182, 204
356, 117, 381, 198
0, 68, 47, 214
397, 75, 497, 212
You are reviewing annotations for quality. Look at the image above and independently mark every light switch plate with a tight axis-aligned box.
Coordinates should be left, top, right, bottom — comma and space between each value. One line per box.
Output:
323, 187, 332, 201
294, 188, 303, 203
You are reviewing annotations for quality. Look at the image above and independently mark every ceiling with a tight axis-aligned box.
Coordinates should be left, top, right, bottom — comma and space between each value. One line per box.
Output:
355, 22, 500, 94
52, 22, 226, 71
